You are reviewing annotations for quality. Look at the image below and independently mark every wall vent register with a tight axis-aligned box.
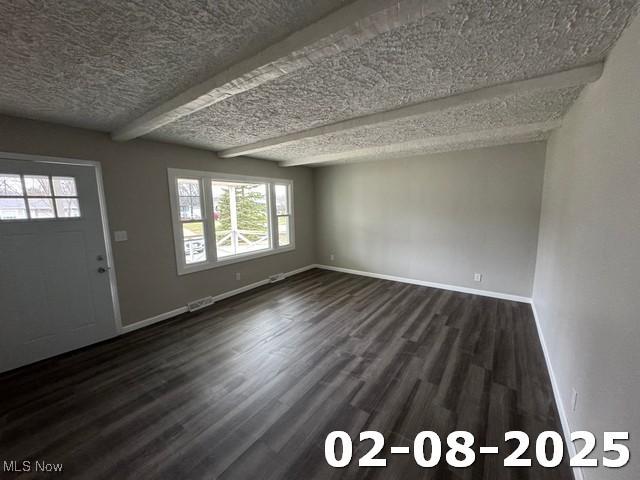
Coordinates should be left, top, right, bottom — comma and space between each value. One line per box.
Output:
0, 174, 80, 220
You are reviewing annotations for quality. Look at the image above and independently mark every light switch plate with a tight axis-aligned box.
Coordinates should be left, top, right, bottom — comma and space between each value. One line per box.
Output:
114, 230, 128, 242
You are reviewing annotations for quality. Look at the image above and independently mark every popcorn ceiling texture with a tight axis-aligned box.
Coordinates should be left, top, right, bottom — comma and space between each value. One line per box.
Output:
253, 86, 582, 162
0, 0, 346, 130
280, 123, 559, 166
0, 0, 638, 161
150, 0, 639, 153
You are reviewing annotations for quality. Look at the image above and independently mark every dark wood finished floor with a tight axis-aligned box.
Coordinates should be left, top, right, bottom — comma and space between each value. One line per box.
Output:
0, 269, 573, 480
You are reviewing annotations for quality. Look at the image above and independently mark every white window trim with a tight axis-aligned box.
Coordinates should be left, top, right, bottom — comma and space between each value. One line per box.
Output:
168, 168, 295, 275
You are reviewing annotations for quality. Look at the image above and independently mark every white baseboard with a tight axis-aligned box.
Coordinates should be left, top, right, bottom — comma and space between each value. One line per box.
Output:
314, 264, 532, 303
123, 264, 529, 334
120, 264, 316, 334
120, 306, 188, 333
531, 302, 583, 480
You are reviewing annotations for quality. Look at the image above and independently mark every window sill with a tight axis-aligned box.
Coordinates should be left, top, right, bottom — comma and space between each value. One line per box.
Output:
177, 245, 296, 276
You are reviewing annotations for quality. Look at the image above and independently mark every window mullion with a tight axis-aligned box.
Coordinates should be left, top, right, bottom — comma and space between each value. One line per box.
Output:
20, 174, 31, 220
202, 177, 216, 263
229, 185, 238, 255
286, 184, 291, 215
269, 183, 278, 249
19, 174, 31, 219
288, 183, 294, 247
179, 219, 188, 268
48, 176, 59, 218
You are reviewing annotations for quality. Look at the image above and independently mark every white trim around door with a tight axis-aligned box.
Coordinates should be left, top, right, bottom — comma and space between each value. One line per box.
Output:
0, 151, 123, 334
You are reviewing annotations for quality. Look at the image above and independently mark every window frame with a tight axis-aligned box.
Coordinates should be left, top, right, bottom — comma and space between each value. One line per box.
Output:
168, 168, 295, 275
0, 173, 81, 221
274, 183, 293, 248
175, 177, 208, 266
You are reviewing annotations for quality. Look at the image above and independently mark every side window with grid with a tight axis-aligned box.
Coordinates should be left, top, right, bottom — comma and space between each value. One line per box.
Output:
0, 174, 80, 220
274, 184, 291, 247
176, 178, 207, 264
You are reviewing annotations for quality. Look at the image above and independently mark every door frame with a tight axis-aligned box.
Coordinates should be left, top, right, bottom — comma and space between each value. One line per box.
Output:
0, 151, 123, 333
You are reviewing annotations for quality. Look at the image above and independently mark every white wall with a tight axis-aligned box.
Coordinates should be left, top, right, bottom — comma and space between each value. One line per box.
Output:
315, 142, 546, 297
533, 14, 640, 480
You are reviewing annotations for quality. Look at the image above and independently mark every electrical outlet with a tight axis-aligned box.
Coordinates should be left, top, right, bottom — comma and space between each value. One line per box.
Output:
113, 230, 128, 242
571, 389, 578, 412
235, 272, 241, 281
330, 254, 335, 261
473, 273, 482, 282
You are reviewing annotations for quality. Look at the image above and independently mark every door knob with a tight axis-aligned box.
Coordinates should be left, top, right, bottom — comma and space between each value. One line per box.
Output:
98, 267, 108, 273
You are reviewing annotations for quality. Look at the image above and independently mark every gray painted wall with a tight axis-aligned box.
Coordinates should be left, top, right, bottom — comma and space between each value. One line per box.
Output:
0, 115, 316, 326
314, 142, 546, 297
533, 14, 640, 480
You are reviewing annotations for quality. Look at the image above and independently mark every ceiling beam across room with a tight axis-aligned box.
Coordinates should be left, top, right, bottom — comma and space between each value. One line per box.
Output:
217, 63, 604, 159
278, 120, 561, 167
111, 0, 449, 142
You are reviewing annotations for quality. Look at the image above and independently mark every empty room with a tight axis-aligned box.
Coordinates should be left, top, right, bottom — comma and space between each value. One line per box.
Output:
0, 1, 638, 479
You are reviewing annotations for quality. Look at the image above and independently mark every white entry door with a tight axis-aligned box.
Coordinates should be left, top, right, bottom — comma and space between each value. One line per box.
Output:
0, 157, 118, 373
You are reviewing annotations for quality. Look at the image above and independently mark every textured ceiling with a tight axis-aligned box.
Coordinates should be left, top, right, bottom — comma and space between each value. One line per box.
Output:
0, 0, 346, 130
0, 0, 638, 164
254, 86, 582, 162
292, 123, 557, 166
149, 0, 639, 153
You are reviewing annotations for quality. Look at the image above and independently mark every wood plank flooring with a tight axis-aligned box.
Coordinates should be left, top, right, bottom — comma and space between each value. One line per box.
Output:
0, 269, 573, 479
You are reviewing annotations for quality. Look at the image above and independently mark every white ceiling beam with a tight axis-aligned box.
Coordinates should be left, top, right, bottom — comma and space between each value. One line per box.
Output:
218, 63, 603, 159
111, 0, 448, 141
278, 120, 561, 167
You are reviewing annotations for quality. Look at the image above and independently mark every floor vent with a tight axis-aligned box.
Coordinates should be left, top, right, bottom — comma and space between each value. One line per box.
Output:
269, 273, 286, 283
187, 296, 215, 312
